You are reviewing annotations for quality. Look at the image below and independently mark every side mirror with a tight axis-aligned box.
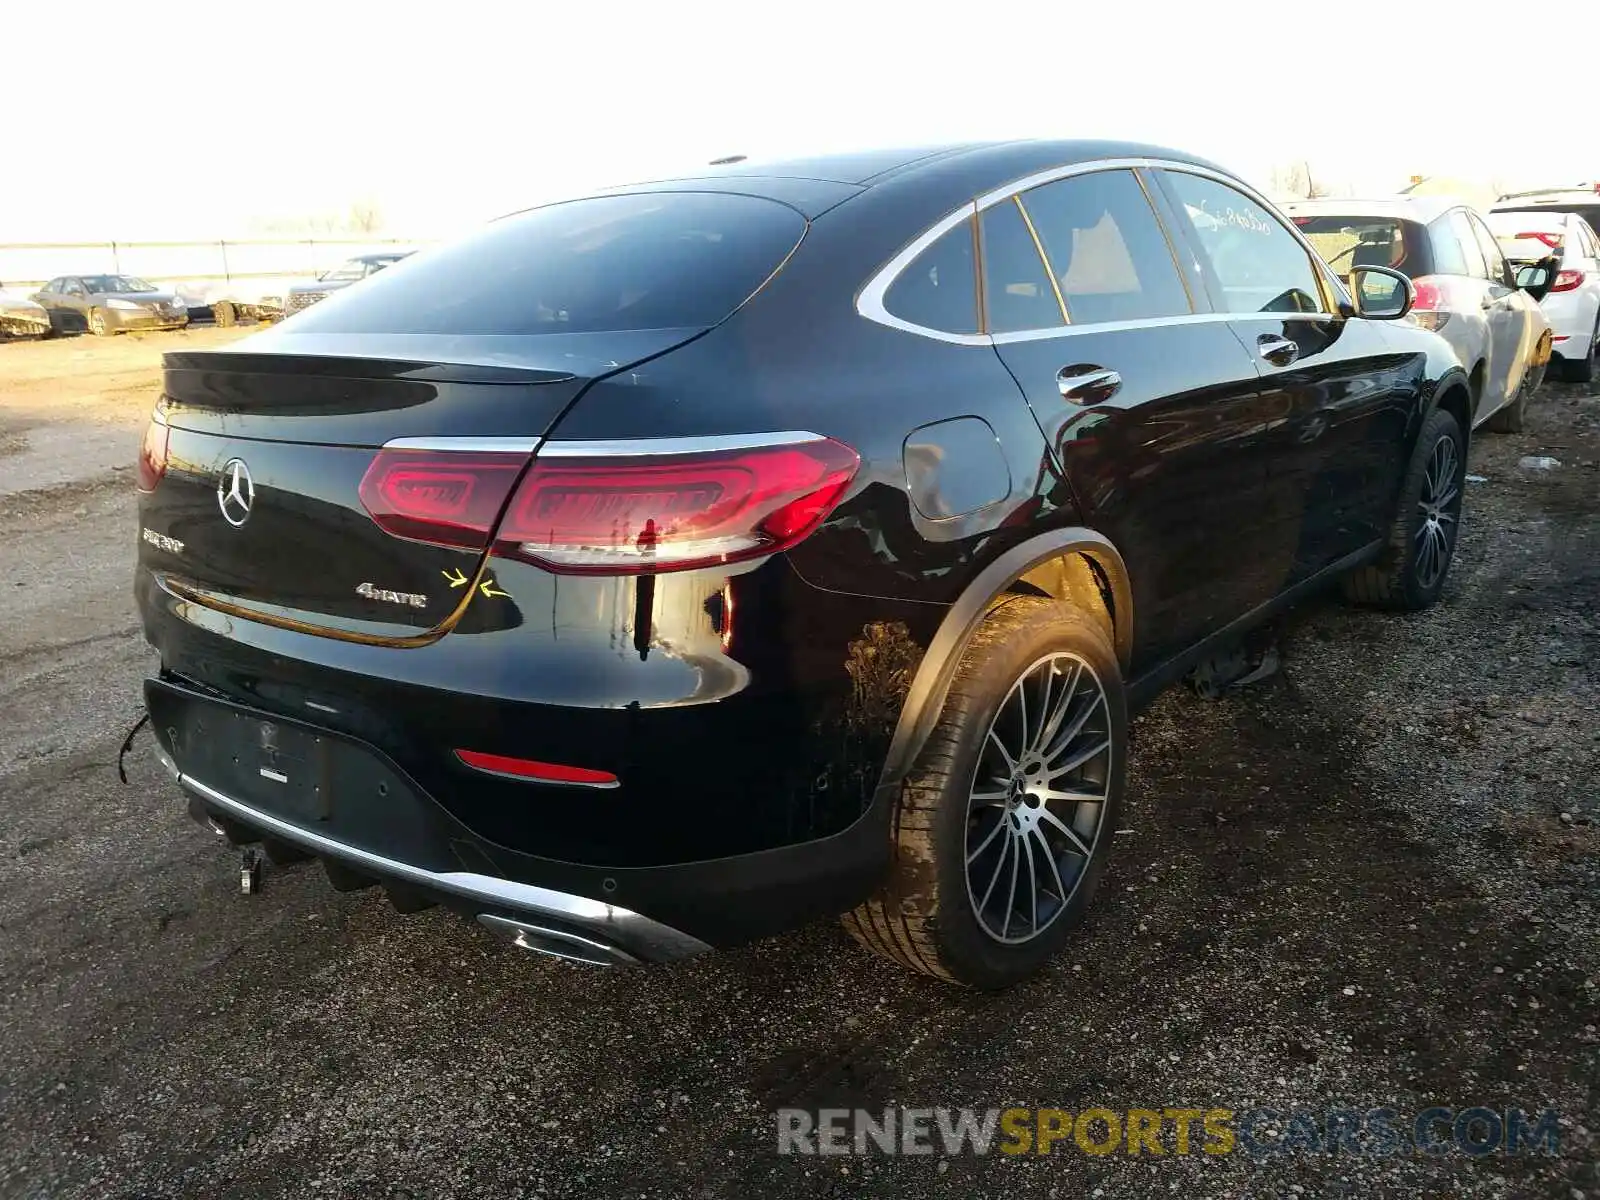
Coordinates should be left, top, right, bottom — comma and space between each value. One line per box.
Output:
1347, 265, 1415, 320
1516, 255, 1558, 302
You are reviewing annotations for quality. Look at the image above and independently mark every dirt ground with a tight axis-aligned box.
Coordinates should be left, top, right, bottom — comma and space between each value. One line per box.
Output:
0, 331, 1595, 1199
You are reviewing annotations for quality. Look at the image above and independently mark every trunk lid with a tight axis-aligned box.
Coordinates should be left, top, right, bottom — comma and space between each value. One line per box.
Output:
143, 330, 696, 638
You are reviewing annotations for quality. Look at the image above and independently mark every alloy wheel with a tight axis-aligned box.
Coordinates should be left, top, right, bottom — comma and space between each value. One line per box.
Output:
964, 651, 1112, 944
1414, 432, 1461, 589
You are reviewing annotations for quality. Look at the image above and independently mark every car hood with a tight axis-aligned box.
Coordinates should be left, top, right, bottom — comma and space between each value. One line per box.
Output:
0, 290, 47, 314
287, 279, 357, 295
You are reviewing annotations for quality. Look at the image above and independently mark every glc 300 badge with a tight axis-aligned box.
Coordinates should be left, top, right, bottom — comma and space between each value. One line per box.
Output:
356, 582, 429, 609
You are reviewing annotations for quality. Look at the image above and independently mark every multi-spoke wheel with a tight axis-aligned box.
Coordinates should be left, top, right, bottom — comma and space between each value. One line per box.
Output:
1342, 405, 1466, 611
964, 652, 1111, 945
843, 596, 1126, 989
1413, 433, 1459, 590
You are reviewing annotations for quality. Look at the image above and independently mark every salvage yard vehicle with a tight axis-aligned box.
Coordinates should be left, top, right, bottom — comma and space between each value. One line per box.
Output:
0, 283, 52, 338
33, 274, 189, 336
1286, 197, 1554, 433
1486, 208, 1600, 382
283, 252, 412, 315
137, 140, 1494, 988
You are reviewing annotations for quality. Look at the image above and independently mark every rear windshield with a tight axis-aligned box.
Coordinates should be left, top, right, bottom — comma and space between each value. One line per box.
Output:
1293, 216, 1430, 280
1485, 213, 1566, 263
1492, 201, 1600, 237
284, 192, 806, 336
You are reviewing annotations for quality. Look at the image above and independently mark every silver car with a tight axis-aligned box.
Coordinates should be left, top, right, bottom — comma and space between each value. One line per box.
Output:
1284, 197, 1554, 432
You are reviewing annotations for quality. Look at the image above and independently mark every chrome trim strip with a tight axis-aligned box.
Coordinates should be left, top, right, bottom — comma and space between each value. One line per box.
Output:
382, 436, 539, 453
538, 430, 824, 457
179, 774, 712, 963
859, 154, 1343, 344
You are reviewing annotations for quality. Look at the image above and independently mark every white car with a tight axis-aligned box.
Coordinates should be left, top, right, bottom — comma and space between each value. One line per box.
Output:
1485, 207, 1600, 382
1285, 196, 1553, 432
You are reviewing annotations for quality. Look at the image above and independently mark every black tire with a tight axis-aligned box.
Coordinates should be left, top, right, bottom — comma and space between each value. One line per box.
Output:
842, 596, 1126, 989
1341, 406, 1466, 611
1563, 316, 1598, 384
1485, 379, 1526, 434
87, 308, 114, 337
213, 301, 237, 328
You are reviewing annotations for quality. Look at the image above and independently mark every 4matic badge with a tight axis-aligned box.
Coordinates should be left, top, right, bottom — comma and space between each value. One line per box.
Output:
355, 582, 429, 609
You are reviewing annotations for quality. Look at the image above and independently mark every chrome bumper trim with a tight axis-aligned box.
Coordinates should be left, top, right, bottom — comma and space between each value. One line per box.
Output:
179, 773, 712, 963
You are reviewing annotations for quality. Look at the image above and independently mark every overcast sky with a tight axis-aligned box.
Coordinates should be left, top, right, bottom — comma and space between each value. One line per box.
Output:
8, 0, 1596, 240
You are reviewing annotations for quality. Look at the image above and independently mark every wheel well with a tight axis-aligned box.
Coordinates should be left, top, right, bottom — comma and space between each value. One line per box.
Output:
1435, 378, 1473, 441
1005, 551, 1118, 653
1468, 361, 1485, 401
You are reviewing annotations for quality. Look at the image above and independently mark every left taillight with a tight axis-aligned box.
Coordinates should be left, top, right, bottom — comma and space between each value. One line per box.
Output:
1552, 269, 1585, 294
137, 410, 170, 492
357, 434, 861, 575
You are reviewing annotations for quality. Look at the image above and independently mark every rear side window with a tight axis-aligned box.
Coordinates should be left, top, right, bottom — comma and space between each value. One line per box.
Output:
884, 219, 978, 334
1161, 171, 1323, 314
980, 199, 1062, 333
1019, 170, 1191, 324
283, 192, 806, 335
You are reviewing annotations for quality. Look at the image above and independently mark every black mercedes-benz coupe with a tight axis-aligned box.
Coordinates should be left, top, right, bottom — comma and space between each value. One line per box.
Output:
136, 140, 1476, 988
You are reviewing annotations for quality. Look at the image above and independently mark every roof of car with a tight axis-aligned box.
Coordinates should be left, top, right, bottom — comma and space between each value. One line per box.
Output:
684, 139, 1231, 186
1280, 196, 1464, 223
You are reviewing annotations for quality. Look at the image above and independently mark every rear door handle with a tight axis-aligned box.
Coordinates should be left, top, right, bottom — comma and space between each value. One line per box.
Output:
1056, 366, 1122, 405
1257, 334, 1299, 367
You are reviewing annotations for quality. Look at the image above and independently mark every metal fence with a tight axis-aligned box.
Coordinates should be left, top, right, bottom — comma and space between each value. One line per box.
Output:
0, 237, 434, 291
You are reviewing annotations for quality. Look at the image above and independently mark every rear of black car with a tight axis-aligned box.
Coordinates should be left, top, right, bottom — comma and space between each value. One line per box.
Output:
134, 189, 893, 962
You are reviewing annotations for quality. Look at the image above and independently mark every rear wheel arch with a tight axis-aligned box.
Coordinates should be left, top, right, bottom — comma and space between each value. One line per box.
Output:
877, 530, 1133, 793
1429, 370, 1473, 447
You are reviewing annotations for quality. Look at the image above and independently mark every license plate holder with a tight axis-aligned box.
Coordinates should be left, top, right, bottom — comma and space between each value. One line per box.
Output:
189, 707, 333, 823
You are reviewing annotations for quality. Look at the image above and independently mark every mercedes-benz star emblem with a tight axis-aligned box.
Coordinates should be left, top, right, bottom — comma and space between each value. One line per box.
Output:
217, 459, 255, 527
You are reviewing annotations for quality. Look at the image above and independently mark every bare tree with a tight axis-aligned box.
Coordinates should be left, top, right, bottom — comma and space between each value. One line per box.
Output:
346, 200, 384, 235
1269, 161, 1333, 200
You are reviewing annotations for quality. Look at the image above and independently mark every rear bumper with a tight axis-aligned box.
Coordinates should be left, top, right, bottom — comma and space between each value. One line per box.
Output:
177, 770, 710, 964
147, 673, 897, 952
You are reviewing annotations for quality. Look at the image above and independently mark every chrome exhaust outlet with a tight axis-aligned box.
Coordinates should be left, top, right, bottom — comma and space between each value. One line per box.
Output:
477, 914, 641, 967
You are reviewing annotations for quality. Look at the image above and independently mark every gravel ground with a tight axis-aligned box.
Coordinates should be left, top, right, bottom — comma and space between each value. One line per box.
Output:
0, 333, 1595, 1199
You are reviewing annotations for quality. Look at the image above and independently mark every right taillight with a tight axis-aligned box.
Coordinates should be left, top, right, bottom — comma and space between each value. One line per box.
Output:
1552, 269, 1585, 293
137, 411, 170, 492
357, 434, 861, 575
1406, 275, 1455, 331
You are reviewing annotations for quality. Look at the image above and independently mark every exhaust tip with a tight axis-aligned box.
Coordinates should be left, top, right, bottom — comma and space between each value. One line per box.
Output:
476, 914, 640, 967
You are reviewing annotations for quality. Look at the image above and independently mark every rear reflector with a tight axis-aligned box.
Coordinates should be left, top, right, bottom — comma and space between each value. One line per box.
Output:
138, 411, 170, 492
1552, 269, 1585, 293
455, 748, 618, 788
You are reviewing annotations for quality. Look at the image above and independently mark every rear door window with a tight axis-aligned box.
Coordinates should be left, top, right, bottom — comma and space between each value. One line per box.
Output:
284, 192, 808, 335
1018, 169, 1192, 324
1159, 171, 1324, 314
1469, 215, 1511, 285
1428, 219, 1469, 275
979, 199, 1062, 333
883, 218, 978, 334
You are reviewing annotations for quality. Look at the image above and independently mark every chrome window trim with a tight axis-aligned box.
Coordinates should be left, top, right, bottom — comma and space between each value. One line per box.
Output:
859, 155, 1344, 344
855, 201, 987, 346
